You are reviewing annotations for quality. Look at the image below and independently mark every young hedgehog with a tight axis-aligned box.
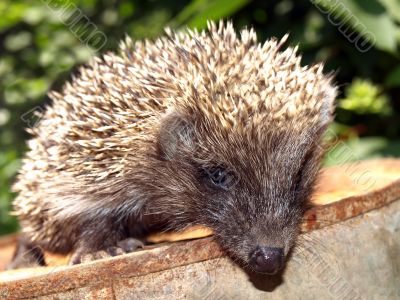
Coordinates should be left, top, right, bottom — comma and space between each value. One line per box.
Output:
10, 21, 336, 274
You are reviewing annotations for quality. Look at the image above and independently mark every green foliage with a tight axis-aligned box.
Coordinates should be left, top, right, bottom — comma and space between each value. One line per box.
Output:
385, 64, 400, 87
171, 0, 250, 29
339, 79, 391, 115
0, 0, 400, 235
0, 150, 20, 234
314, 0, 400, 53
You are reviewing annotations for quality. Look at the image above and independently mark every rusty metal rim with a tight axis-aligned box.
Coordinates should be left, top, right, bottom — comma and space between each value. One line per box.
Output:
302, 178, 400, 231
1, 179, 400, 298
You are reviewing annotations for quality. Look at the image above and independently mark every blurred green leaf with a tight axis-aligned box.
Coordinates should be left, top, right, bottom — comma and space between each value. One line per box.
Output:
0, 58, 13, 76
4, 31, 32, 51
0, 109, 11, 126
0, 2, 28, 31
119, 2, 135, 18
379, 0, 400, 23
314, 0, 398, 53
338, 78, 392, 115
23, 6, 49, 25
385, 64, 400, 87
101, 9, 119, 26
172, 0, 249, 29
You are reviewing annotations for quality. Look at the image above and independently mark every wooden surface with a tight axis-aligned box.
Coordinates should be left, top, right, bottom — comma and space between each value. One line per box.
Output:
1, 159, 400, 299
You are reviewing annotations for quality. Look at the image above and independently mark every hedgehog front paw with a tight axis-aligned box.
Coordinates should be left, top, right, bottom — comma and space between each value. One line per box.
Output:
116, 237, 144, 252
69, 238, 144, 265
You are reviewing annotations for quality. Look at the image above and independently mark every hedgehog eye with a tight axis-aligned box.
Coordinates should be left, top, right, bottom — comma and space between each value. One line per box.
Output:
203, 166, 236, 190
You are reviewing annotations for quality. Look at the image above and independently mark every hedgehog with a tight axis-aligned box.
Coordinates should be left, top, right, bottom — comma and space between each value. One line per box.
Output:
9, 21, 336, 274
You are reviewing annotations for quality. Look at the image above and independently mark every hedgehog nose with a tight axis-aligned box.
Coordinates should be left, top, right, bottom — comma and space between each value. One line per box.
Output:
249, 246, 284, 274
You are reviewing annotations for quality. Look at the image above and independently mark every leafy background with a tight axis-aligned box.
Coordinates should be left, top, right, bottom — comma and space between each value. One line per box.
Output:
1, 0, 399, 235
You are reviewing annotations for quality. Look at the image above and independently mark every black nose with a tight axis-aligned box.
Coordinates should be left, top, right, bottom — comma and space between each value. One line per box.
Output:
249, 246, 284, 274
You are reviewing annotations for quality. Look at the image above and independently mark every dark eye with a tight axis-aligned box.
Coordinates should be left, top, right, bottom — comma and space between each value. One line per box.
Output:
203, 166, 237, 190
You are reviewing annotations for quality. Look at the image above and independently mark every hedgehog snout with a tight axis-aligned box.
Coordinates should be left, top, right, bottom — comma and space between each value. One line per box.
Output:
249, 246, 284, 274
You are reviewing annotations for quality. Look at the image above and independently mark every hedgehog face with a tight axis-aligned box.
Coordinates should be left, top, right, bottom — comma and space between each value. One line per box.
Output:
149, 21, 336, 275
157, 111, 325, 274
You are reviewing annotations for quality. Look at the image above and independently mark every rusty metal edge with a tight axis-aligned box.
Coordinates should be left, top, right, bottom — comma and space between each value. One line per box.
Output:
1, 180, 400, 299
302, 178, 400, 231
0, 238, 223, 299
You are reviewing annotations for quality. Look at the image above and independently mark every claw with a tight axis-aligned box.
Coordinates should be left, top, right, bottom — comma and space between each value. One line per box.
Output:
107, 246, 125, 256
69, 237, 144, 265
117, 238, 144, 253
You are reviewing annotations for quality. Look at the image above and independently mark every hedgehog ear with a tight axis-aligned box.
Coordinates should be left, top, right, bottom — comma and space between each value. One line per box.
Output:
157, 111, 195, 160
